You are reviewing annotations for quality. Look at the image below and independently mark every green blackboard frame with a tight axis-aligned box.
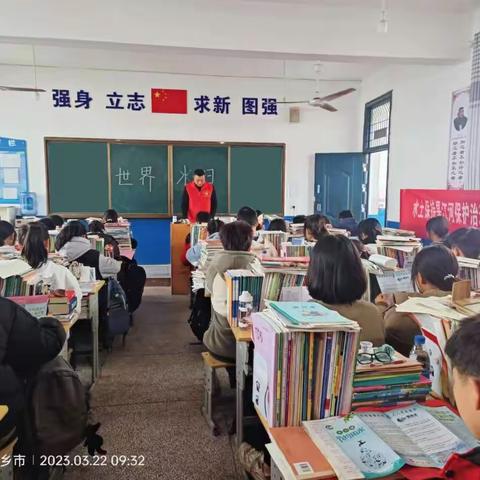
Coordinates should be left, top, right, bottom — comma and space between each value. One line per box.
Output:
45, 138, 285, 217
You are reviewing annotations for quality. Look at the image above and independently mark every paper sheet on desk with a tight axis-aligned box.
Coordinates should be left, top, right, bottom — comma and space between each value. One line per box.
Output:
396, 297, 465, 321
376, 270, 413, 294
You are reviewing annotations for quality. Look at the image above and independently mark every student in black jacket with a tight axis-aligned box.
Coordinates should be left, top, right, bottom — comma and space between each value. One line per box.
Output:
0, 297, 66, 445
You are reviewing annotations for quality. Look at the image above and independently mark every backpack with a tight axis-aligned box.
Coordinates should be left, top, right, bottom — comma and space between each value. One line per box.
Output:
24, 356, 88, 456
107, 277, 131, 339
118, 257, 146, 313
187, 289, 212, 341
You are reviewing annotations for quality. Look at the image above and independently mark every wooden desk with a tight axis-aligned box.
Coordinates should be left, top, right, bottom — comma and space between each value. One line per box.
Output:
171, 223, 192, 295
233, 323, 254, 449
79, 280, 105, 384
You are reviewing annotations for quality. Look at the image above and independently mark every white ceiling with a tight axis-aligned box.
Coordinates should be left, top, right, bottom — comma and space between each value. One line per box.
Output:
239, 0, 479, 13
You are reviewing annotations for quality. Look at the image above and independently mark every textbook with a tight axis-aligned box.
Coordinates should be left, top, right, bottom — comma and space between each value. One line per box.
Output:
259, 231, 289, 258
9, 295, 49, 318
190, 223, 208, 247
457, 256, 480, 290
304, 405, 480, 478
283, 243, 313, 258
225, 268, 264, 327
353, 350, 430, 409
304, 413, 405, 479
269, 427, 335, 479
48, 290, 78, 315
252, 310, 360, 427
261, 268, 306, 306
376, 236, 422, 270
268, 301, 357, 329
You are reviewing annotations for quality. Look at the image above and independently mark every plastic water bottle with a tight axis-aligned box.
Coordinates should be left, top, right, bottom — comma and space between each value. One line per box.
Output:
238, 291, 253, 327
409, 335, 430, 379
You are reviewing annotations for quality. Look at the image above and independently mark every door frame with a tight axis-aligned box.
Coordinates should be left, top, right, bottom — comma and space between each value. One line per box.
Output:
362, 91, 393, 225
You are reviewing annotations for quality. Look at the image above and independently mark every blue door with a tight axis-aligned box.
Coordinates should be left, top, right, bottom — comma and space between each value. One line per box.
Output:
314, 153, 366, 221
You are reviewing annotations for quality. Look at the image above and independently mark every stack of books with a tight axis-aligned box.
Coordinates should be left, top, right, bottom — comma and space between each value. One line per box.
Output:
259, 231, 289, 258
252, 302, 360, 427
198, 239, 223, 269
225, 267, 264, 327
262, 268, 307, 304
104, 222, 132, 251
282, 243, 313, 258
326, 227, 349, 236
458, 256, 480, 290
0, 259, 46, 296
190, 224, 208, 247
261, 257, 310, 268
289, 223, 304, 236
87, 235, 105, 254
382, 227, 416, 237
376, 235, 422, 269
352, 351, 431, 409
48, 290, 78, 315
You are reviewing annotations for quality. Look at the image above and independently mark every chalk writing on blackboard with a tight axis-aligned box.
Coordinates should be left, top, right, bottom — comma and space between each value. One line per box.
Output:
116, 166, 156, 192
176, 165, 215, 186
140, 166, 155, 192
116, 168, 133, 186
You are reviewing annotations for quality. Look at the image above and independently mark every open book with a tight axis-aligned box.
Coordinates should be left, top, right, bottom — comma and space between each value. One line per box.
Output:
304, 405, 479, 479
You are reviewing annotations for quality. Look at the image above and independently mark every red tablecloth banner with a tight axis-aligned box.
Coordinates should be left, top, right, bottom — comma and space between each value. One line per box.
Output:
400, 189, 480, 238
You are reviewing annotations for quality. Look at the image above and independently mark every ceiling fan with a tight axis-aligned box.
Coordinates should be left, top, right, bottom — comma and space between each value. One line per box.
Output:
277, 64, 356, 112
0, 46, 46, 94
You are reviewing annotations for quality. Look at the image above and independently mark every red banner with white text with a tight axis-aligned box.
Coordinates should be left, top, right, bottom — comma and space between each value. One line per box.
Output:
400, 189, 480, 237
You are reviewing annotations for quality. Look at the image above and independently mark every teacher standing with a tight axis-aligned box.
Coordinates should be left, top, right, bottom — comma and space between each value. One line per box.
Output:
181, 169, 217, 222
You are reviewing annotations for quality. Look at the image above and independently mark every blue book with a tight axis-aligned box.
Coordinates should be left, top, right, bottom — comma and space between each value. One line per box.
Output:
269, 301, 353, 328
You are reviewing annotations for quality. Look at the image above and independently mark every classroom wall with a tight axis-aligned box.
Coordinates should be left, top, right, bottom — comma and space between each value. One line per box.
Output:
0, 64, 360, 217
359, 62, 471, 222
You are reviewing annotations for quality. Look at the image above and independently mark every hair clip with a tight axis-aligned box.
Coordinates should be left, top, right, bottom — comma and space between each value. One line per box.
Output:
444, 273, 455, 280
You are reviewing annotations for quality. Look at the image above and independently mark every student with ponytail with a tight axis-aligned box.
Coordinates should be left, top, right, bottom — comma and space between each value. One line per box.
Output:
376, 244, 459, 356
17, 222, 82, 312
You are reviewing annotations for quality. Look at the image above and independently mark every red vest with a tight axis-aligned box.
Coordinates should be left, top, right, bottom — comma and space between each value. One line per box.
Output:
185, 181, 214, 222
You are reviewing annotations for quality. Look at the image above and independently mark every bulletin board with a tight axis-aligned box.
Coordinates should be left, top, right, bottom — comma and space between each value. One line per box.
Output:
0, 137, 29, 204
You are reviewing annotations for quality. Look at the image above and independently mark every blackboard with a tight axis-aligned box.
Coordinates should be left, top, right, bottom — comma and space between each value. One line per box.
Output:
47, 141, 109, 214
110, 143, 169, 214
46, 139, 285, 217
230, 145, 284, 214
172, 145, 228, 215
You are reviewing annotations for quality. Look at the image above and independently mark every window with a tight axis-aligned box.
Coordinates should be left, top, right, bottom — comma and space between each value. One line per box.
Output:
363, 92, 392, 226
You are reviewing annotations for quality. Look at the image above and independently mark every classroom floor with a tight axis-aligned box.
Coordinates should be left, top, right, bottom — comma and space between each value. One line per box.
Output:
64, 287, 242, 480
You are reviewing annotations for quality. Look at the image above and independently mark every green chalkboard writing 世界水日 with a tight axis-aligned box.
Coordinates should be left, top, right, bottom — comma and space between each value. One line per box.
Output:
110, 143, 169, 215
172, 145, 228, 215
230, 145, 284, 214
47, 141, 109, 214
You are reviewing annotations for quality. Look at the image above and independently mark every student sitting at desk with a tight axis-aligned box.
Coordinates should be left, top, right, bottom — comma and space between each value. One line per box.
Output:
203, 221, 262, 365
38, 216, 56, 231
267, 218, 287, 233
337, 209, 358, 236
304, 214, 329, 242
426, 215, 449, 245
376, 244, 458, 356
0, 220, 16, 254
255, 210, 264, 231
88, 220, 121, 259
0, 297, 66, 455
48, 214, 64, 229
307, 235, 385, 345
442, 315, 480, 477
17, 222, 83, 312
237, 206, 276, 256
357, 217, 383, 245
447, 227, 480, 259
55, 221, 121, 279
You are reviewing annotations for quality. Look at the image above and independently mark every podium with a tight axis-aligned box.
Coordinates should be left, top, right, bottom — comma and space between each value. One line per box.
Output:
170, 223, 191, 295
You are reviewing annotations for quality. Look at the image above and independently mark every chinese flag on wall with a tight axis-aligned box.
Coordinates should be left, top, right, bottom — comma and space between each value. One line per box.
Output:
151, 88, 188, 114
